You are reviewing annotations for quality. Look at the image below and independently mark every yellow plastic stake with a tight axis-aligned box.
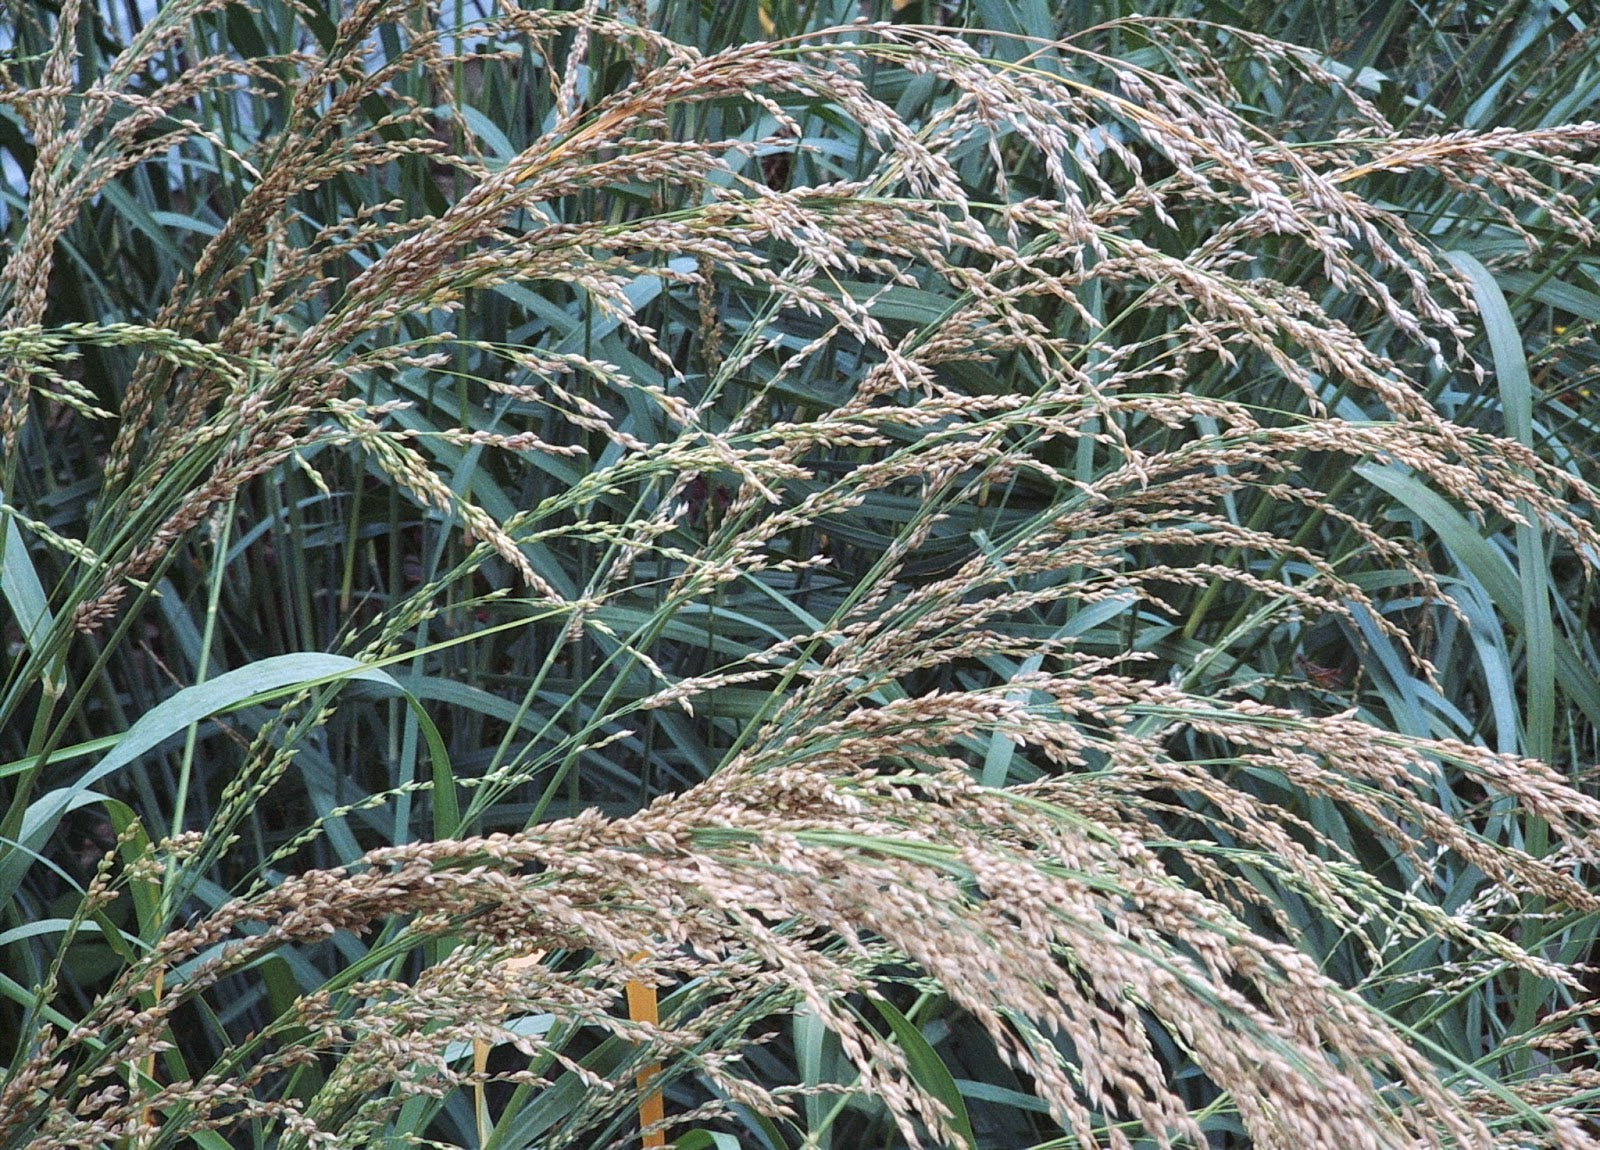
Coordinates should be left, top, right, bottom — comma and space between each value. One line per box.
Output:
624, 953, 665, 1149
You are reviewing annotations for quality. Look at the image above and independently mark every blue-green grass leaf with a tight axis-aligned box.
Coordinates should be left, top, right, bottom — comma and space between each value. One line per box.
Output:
1446, 251, 1555, 764
864, 995, 977, 1150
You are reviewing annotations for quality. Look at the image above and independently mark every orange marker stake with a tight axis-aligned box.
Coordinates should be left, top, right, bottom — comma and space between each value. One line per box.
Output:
624, 953, 665, 1149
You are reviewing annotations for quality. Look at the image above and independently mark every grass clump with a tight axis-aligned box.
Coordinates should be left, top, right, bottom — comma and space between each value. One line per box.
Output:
3, 0, 1600, 1146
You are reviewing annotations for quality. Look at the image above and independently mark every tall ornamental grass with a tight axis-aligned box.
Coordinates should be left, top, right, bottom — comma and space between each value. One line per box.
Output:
2, 0, 1600, 1146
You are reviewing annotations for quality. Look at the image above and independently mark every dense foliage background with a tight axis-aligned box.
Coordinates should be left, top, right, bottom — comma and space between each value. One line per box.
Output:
4, 0, 1600, 1146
